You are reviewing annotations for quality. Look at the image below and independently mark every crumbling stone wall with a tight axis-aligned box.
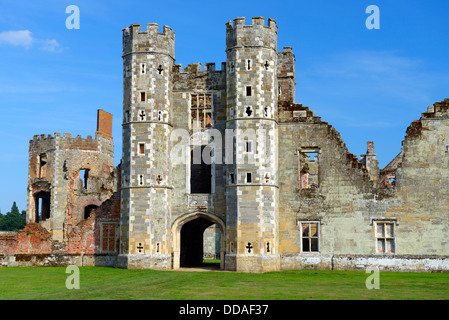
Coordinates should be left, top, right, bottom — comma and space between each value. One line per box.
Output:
277, 99, 449, 271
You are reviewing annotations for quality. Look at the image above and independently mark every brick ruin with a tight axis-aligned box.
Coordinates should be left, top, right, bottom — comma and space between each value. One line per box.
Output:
1, 17, 448, 272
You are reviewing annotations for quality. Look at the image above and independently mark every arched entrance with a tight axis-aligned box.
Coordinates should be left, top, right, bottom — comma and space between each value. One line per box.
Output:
172, 212, 225, 270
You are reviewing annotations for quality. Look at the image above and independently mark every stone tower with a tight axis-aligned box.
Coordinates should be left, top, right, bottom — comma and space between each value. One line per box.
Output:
119, 23, 175, 268
224, 17, 280, 272
26, 110, 115, 243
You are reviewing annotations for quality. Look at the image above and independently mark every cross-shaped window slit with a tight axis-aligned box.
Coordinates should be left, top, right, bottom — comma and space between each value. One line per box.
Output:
157, 65, 163, 74
246, 242, 253, 253
264, 60, 269, 70
139, 110, 146, 121
137, 243, 144, 253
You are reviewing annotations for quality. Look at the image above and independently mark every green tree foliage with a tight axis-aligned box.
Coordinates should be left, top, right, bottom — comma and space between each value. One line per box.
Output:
0, 202, 26, 231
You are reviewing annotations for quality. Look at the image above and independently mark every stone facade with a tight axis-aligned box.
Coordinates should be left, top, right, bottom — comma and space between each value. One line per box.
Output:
1, 17, 448, 273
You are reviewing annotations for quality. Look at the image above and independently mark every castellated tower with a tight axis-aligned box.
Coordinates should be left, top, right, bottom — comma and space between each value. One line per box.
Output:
225, 17, 280, 272
26, 110, 115, 243
119, 23, 175, 268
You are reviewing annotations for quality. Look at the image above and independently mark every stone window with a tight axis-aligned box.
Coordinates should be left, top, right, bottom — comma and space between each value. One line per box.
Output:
246, 172, 252, 183
245, 106, 253, 117
138, 143, 145, 155
79, 169, 89, 189
299, 149, 319, 189
230, 172, 235, 184
100, 222, 118, 253
141, 63, 146, 74
264, 107, 270, 118
300, 222, 319, 252
375, 221, 395, 254
157, 65, 163, 75
228, 61, 235, 74
125, 65, 131, 77
34, 191, 50, 222
264, 60, 270, 70
38, 154, 47, 178
245, 141, 252, 153
190, 146, 212, 193
138, 174, 144, 186
140, 92, 146, 102
246, 59, 252, 71
138, 110, 146, 121
191, 93, 212, 129
84, 204, 98, 220
246, 86, 252, 96
125, 110, 130, 122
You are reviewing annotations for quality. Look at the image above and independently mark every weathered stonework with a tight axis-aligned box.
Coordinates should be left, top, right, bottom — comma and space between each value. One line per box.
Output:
1, 17, 448, 273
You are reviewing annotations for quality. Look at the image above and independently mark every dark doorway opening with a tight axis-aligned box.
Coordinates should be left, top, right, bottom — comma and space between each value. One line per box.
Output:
34, 191, 51, 222
190, 146, 212, 194
180, 217, 220, 268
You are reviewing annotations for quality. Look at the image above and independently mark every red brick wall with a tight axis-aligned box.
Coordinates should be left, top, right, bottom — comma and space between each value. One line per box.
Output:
96, 109, 113, 139
0, 191, 120, 256
0, 224, 52, 254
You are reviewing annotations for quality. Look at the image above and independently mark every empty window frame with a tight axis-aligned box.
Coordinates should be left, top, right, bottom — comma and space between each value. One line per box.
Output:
34, 191, 51, 222
246, 86, 252, 96
300, 222, 319, 252
299, 150, 320, 189
140, 92, 146, 102
191, 93, 212, 129
84, 204, 98, 220
190, 146, 212, 193
125, 110, 130, 122
38, 154, 47, 178
246, 172, 252, 183
375, 221, 395, 253
79, 169, 89, 189
245, 141, 252, 153
138, 143, 145, 155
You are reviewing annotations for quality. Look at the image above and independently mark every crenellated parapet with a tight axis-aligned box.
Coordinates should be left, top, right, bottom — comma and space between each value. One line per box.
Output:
226, 16, 277, 52
122, 23, 175, 59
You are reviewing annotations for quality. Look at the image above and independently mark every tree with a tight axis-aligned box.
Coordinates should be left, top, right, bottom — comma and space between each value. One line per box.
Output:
0, 202, 26, 231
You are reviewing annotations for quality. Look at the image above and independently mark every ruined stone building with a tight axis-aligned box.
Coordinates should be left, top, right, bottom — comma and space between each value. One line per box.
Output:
1, 17, 448, 272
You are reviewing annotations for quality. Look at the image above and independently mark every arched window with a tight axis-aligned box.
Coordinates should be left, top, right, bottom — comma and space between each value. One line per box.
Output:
84, 204, 98, 220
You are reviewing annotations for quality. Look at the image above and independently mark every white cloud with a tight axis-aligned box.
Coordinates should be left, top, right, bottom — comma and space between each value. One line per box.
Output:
0, 29, 63, 52
39, 39, 63, 53
0, 30, 33, 48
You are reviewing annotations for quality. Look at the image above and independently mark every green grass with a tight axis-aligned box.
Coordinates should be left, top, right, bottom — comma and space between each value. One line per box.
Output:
0, 267, 448, 300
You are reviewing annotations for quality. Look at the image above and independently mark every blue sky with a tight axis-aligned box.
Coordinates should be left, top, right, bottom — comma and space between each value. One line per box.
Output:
0, 0, 448, 213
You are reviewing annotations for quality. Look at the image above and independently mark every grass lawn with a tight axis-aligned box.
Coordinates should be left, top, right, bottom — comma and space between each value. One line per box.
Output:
0, 266, 448, 300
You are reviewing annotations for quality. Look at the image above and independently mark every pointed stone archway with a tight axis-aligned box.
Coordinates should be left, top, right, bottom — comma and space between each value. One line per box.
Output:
171, 212, 225, 270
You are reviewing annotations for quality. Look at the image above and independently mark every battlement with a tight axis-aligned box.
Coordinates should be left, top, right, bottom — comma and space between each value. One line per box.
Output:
173, 62, 227, 74
226, 16, 277, 51
226, 16, 277, 30
29, 109, 113, 153
122, 23, 175, 58
421, 99, 449, 120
